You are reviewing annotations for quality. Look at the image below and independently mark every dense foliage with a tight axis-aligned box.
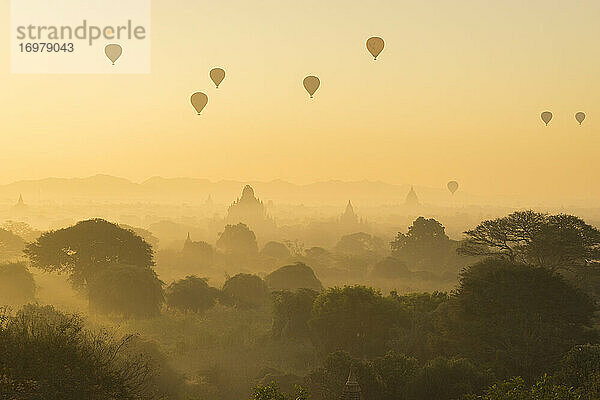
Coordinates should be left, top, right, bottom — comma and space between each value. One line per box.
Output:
0, 262, 35, 305
0, 305, 163, 399
166, 275, 220, 313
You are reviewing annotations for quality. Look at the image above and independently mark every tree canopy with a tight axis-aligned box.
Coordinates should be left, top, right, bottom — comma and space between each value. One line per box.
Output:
166, 275, 220, 313
446, 258, 596, 380
25, 219, 154, 288
87, 263, 164, 318
217, 223, 259, 256
265, 262, 323, 292
458, 211, 600, 268
309, 286, 405, 357
0, 262, 35, 305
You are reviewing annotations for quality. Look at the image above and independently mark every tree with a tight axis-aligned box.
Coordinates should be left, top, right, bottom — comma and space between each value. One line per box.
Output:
335, 232, 386, 257
334, 233, 387, 276
0, 304, 164, 399
166, 275, 220, 313
222, 273, 269, 308
87, 264, 164, 318
389, 291, 449, 360
390, 217, 452, 271
304, 350, 418, 400
371, 256, 410, 279
261, 241, 291, 262
217, 223, 259, 256
308, 286, 405, 357
0, 262, 35, 305
458, 211, 600, 268
2, 221, 42, 242
467, 375, 580, 400
25, 219, 154, 289
558, 344, 600, 399
0, 228, 26, 262
409, 357, 493, 400
265, 262, 323, 292
181, 240, 215, 269
446, 258, 596, 381
272, 288, 319, 339
249, 382, 308, 400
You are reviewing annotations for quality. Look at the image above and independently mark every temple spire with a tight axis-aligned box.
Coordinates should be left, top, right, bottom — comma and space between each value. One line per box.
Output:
341, 368, 362, 400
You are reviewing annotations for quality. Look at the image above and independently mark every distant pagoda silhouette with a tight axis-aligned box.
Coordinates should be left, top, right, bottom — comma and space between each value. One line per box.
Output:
13, 194, 28, 214
226, 185, 275, 231
339, 200, 367, 231
340, 369, 362, 400
404, 186, 420, 207
340, 200, 358, 225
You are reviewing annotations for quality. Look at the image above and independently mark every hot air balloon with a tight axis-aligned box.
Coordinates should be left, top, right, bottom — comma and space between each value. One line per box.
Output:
303, 76, 320, 98
541, 111, 553, 126
190, 92, 208, 115
210, 68, 226, 88
104, 44, 122, 65
575, 112, 586, 125
447, 181, 459, 195
366, 37, 385, 60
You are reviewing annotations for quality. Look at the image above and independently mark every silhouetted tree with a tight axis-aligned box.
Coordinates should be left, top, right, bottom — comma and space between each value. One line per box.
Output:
222, 273, 269, 308
272, 288, 319, 339
261, 241, 291, 262
335, 232, 386, 257
87, 264, 164, 318
308, 286, 405, 357
391, 217, 452, 270
458, 211, 600, 268
558, 344, 600, 399
166, 275, 220, 313
25, 219, 154, 289
304, 350, 418, 400
445, 258, 596, 381
0, 228, 26, 262
409, 357, 493, 400
265, 262, 323, 291
249, 382, 308, 400
0, 305, 163, 399
466, 375, 580, 400
0, 262, 35, 305
371, 256, 410, 279
216, 223, 259, 256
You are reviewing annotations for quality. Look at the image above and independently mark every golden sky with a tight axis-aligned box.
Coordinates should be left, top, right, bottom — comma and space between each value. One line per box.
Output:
1, 0, 599, 202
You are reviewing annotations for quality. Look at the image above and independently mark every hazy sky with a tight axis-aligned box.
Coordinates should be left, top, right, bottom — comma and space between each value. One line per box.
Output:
1, 0, 599, 202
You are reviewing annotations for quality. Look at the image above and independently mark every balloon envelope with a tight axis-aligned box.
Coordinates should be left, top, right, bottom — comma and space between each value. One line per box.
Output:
190, 92, 208, 115
447, 181, 459, 194
303, 76, 320, 98
210, 68, 226, 88
366, 37, 385, 60
575, 112, 586, 125
105, 44, 122, 65
541, 111, 553, 126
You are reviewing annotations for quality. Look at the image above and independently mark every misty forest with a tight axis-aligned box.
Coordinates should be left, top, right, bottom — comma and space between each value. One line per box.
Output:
1, 179, 600, 400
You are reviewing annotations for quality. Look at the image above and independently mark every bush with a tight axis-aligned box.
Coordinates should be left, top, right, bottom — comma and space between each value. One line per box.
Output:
166, 275, 220, 313
87, 264, 164, 318
558, 344, 600, 399
0, 262, 35, 305
0, 304, 163, 399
